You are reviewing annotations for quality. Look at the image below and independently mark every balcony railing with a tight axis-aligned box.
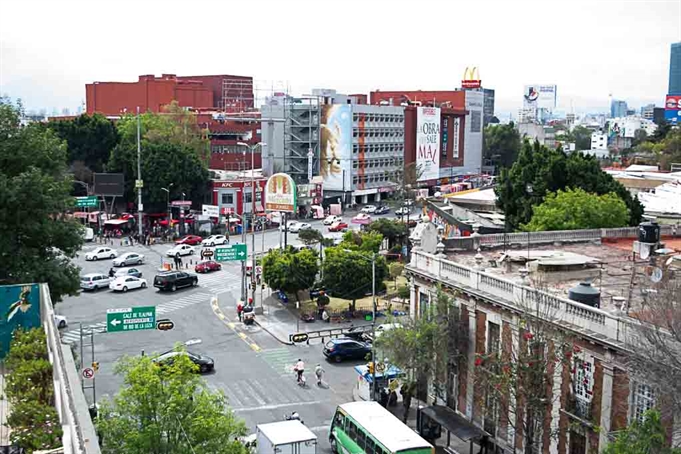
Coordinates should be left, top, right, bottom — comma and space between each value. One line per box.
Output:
407, 250, 636, 347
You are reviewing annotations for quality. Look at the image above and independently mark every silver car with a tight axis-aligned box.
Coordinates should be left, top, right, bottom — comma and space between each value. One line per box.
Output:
113, 252, 145, 267
80, 273, 111, 291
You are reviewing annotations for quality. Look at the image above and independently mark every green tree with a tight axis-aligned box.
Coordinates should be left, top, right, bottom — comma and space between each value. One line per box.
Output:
389, 262, 404, 290
522, 188, 629, 231
262, 248, 319, 303
298, 228, 324, 245
0, 99, 83, 303
96, 347, 247, 454
375, 288, 464, 403
109, 141, 210, 213
367, 218, 408, 249
655, 128, 681, 171
496, 140, 643, 230
108, 102, 210, 208
483, 122, 522, 169
340, 230, 384, 253
46, 113, 119, 173
604, 410, 680, 454
569, 125, 593, 151
322, 247, 388, 311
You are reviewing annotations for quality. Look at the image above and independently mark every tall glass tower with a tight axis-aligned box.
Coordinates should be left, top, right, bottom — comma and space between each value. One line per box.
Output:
670, 42, 681, 95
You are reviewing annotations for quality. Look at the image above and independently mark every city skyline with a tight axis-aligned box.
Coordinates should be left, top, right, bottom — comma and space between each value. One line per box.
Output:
1, 0, 679, 117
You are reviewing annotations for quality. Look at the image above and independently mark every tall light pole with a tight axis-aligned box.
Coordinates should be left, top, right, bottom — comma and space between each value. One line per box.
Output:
237, 141, 265, 305
136, 107, 143, 237
162, 184, 173, 231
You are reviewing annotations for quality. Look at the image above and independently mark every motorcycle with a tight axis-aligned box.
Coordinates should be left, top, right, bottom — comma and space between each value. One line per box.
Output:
284, 412, 304, 425
243, 311, 255, 326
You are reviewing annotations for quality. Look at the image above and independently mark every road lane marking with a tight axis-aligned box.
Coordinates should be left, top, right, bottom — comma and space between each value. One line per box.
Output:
210, 297, 262, 353
231, 400, 324, 412
250, 343, 261, 352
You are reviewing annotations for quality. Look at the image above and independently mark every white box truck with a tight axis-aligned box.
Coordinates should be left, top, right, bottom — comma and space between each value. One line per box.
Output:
256, 420, 317, 454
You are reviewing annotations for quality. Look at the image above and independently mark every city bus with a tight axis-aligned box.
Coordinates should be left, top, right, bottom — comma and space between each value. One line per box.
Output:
329, 401, 434, 454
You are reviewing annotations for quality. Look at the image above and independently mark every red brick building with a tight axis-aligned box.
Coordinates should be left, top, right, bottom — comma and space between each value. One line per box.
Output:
85, 74, 260, 170
406, 231, 681, 453
86, 73, 253, 115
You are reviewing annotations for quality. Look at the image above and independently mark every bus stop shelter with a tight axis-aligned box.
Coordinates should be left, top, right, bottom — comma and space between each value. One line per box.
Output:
417, 405, 493, 454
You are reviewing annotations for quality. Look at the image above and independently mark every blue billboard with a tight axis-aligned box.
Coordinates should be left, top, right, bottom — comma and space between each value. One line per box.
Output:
665, 95, 680, 124
0, 284, 41, 357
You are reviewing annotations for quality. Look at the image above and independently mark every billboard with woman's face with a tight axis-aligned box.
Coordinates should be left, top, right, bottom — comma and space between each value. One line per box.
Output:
320, 105, 352, 191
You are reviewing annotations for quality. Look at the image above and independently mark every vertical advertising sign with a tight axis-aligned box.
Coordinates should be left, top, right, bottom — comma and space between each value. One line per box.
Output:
0, 284, 41, 358
416, 107, 441, 182
452, 117, 460, 159
320, 105, 352, 191
265, 173, 297, 213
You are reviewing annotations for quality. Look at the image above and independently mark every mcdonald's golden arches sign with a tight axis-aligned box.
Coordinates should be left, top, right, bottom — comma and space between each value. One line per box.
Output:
461, 67, 481, 89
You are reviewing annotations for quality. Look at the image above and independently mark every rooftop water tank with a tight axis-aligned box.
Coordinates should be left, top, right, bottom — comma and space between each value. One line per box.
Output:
638, 221, 660, 244
568, 282, 601, 308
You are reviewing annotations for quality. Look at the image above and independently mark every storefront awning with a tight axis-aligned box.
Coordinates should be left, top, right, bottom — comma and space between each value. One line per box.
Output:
420, 406, 486, 442
104, 219, 130, 226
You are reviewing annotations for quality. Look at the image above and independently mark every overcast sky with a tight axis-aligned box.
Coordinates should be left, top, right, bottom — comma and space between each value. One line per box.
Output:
1, 0, 679, 117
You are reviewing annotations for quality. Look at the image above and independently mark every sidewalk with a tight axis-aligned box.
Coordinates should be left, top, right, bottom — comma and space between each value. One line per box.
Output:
350, 386, 473, 454
254, 294, 372, 345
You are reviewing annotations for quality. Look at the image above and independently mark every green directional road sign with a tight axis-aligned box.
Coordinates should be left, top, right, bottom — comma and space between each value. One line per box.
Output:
106, 306, 156, 333
215, 244, 247, 262
75, 196, 98, 208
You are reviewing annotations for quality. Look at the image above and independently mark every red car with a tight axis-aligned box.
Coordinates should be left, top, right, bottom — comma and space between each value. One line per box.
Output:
328, 222, 349, 232
195, 260, 222, 273
176, 235, 203, 246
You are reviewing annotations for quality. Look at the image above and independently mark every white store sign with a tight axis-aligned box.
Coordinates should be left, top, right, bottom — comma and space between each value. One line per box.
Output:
202, 204, 219, 218
416, 107, 441, 182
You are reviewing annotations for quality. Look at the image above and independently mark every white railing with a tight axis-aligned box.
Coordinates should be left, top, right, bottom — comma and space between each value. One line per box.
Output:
408, 250, 631, 346
448, 225, 678, 250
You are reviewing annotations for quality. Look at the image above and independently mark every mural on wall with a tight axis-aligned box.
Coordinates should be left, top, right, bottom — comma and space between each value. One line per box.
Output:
0, 284, 41, 357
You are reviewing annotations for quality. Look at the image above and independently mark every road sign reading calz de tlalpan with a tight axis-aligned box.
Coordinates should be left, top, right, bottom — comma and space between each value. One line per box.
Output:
107, 306, 156, 333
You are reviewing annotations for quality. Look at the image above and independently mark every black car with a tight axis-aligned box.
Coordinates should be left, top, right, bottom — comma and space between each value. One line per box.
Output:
153, 271, 198, 292
152, 350, 214, 373
374, 205, 390, 215
344, 326, 371, 343
323, 338, 372, 363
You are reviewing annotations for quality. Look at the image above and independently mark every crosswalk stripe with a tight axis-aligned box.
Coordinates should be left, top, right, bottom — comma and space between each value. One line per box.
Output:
60, 292, 212, 344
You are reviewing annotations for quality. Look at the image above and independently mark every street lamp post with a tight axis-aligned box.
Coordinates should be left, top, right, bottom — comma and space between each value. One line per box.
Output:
237, 142, 265, 304
161, 184, 173, 234
526, 184, 533, 264
136, 107, 143, 238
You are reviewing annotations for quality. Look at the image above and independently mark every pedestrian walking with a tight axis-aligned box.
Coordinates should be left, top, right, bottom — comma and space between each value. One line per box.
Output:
237, 300, 244, 322
400, 382, 413, 423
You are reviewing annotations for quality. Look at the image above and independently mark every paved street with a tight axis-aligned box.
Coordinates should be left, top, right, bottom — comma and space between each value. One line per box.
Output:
55, 211, 399, 450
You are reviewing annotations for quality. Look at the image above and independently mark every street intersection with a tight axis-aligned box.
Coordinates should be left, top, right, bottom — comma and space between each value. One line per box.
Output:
55, 213, 391, 450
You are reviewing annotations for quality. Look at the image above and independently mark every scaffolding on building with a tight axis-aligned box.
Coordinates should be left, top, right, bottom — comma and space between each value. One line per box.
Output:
283, 94, 320, 184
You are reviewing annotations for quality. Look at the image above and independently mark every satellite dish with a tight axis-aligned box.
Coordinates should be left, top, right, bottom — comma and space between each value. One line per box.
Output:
650, 267, 663, 283
640, 243, 650, 260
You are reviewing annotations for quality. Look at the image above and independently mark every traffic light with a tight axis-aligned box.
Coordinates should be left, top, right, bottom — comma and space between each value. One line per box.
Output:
92, 361, 100, 372
251, 282, 257, 290
261, 284, 266, 290
367, 362, 375, 375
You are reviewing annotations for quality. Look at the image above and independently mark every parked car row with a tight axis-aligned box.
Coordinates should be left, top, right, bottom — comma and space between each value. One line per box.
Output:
81, 270, 203, 293
279, 221, 313, 233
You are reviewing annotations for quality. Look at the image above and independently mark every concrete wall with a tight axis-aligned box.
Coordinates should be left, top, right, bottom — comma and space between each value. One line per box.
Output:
41, 283, 100, 454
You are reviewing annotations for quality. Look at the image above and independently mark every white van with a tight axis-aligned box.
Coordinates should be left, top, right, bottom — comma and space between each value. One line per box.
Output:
82, 227, 95, 242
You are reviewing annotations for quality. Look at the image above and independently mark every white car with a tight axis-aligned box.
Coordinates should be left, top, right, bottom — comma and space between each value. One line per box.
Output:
113, 252, 145, 267
109, 276, 148, 292
290, 222, 312, 233
54, 314, 68, 329
166, 244, 195, 258
395, 207, 412, 216
323, 215, 342, 225
361, 205, 377, 214
85, 247, 118, 261
279, 221, 299, 232
374, 323, 403, 339
201, 235, 228, 247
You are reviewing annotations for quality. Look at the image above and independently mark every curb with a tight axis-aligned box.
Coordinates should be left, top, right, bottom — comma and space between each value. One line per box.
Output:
253, 318, 294, 346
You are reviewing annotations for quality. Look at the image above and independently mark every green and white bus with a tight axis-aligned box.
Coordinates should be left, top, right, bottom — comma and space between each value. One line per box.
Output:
329, 401, 434, 454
